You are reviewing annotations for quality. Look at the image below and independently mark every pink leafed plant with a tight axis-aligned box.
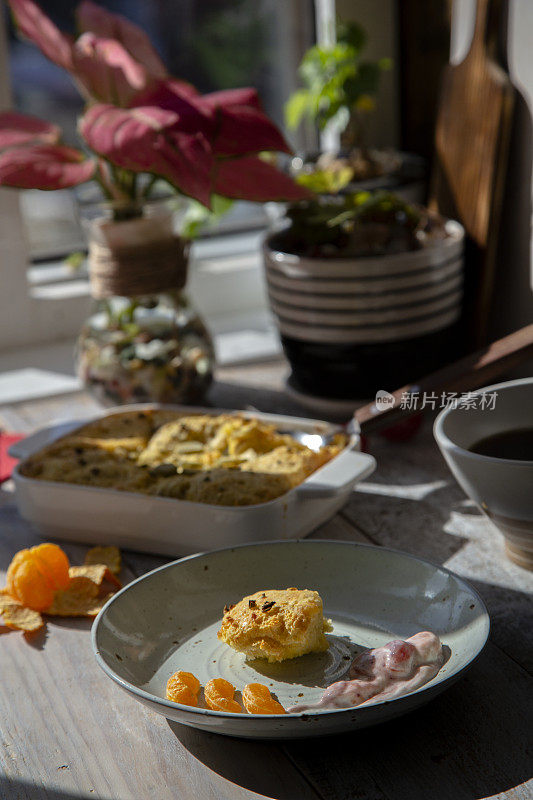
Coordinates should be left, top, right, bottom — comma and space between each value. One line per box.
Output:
0, 0, 310, 210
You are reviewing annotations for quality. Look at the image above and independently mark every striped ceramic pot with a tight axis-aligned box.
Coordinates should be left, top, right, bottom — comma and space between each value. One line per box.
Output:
263, 220, 465, 399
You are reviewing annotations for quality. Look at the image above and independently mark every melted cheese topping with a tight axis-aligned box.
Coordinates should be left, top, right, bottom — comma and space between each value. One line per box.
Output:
21, 411, 346, 506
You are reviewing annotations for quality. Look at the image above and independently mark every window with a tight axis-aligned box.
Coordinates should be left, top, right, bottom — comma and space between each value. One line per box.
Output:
0, 0, 317, 350
5, 0, 315, 260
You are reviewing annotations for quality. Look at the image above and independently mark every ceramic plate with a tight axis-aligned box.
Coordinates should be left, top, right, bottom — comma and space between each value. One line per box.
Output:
92, 540, 490, 739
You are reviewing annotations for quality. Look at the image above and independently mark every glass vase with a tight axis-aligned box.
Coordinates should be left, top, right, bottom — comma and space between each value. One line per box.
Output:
75, 199, 214, 406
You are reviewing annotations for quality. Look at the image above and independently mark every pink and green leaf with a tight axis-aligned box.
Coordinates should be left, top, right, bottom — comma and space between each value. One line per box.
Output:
72, 33, 154, 106
0, 111, 60, 150
79, 104, 213, 206
0, 145, 95, 189
129, 79, 208, 130
7, 1, 303, 204
204, 99, 292, 157
8, 0, 73, 70
133, 80, 291, 156
214, 156, 312, 202
200, 88, 261, 111
76, 0, 167, 79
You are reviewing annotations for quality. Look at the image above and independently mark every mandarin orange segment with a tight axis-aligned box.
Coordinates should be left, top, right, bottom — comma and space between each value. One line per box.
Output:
173, 671, 200, 695
6, 543, 71, 610
31, 543, 70, 590
204, 678, 242, 713
6, 550, 31, 597
166, 671, 200, 706
6, 556, 55, 611
166, 682, 198, 706
242, 683, 286, 715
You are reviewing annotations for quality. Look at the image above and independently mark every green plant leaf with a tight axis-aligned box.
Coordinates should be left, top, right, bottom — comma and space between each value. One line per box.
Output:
344, 62, 381, 105
285, 19, 392, 145
284, 89, 312, 130
296, 166, 354, 194
64, 251, 86, 270
337, 20, 366, 51
181, 193, 234, 239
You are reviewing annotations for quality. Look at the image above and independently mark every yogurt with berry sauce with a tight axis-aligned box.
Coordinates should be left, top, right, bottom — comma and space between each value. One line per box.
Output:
289, 631, 444, 712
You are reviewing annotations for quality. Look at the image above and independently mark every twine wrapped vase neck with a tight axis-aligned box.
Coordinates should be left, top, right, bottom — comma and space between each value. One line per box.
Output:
86, 211, 189, 299
89, 237, 189, 298
76, 199, 214, 406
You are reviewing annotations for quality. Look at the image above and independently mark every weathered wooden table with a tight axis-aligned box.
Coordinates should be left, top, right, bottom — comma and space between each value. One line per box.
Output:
1, 359, 532, 800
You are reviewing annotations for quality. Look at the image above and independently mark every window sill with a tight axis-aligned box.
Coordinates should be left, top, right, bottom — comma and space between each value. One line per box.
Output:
0, 230, 282, 397
27, 229, 267, 286
24, 228, 277, 342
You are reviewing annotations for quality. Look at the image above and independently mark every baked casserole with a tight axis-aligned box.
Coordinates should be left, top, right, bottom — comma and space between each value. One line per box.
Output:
20, 410, 346, 506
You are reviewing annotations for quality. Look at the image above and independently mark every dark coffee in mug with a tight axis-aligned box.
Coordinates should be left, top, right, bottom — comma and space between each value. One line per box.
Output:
469, 429, 533, 461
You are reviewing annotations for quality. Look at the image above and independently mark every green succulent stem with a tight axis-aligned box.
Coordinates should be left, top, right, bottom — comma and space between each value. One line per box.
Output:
279, 191, 426, 258
285, 21, 391, 151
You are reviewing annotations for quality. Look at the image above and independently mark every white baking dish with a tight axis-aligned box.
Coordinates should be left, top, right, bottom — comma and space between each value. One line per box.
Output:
10, 404, 376, 557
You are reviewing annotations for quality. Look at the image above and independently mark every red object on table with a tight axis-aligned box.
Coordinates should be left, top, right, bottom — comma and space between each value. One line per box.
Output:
0, 432, 24, 483
379, 413, 424, 443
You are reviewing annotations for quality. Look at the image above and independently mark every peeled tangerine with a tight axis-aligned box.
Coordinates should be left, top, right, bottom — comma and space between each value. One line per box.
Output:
204, 678, 242, 713
166, 671, 200, 707
242, 683, 286, 714
6, 543, 70, 611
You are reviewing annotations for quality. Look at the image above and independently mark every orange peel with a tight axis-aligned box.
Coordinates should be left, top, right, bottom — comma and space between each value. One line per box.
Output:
0, 599, 44, 632
84, 546, 121, 575
1, 544, 124, 633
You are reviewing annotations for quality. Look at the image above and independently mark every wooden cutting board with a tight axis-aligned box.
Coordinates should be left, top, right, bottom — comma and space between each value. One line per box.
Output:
430, 0, 515, 346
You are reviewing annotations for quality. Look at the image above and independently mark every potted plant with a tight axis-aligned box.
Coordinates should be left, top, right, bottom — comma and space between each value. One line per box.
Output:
285, 21, 423, 200
0, 0, 309, 405
263, 191, 464, 400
